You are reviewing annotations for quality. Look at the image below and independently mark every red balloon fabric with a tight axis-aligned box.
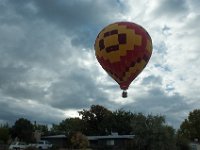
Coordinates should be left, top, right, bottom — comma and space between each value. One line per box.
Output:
95, 22, 152, 92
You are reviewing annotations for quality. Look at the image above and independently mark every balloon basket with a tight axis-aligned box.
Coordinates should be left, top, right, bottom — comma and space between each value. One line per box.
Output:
122, 90, 127, 98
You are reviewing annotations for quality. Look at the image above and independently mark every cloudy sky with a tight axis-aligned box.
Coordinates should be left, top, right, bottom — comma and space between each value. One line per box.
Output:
0, 0, 200, 129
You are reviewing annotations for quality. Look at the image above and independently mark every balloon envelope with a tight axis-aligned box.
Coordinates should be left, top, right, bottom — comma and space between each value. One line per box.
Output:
94, 22, 152, 92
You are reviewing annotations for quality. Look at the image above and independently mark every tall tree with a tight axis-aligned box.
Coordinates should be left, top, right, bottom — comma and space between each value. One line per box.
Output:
131, 114, 176, 150
59, 118, 84, 135
178, 109, 200, 141
49, 124, 62, 135
34, 123, 49, 136
112, 109, 133, 134
0, 124, 10, 144
11, 118, 34, 142
79, 105, 113, 135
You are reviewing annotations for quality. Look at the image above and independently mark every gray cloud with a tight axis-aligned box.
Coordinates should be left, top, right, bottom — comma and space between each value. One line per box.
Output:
141, 75, 162, 85
0, 96, 65, 125
0, 0, 119, 124
7, 0, 124, 48
0, 100, 17, 123
153, 0, 188, 18
123, 87, 191, 128
48, 68, 108, 109
188, 0, 200, 13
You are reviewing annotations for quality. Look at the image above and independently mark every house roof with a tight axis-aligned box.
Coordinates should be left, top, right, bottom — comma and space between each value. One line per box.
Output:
87, 134, 135, 140
42, 134, 135, 140
42, 135, 66, 138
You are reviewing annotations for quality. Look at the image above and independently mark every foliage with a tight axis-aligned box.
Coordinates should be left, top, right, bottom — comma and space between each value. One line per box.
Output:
131, 114, 176, 150
33, 123, 48, 136
178, 109, 200, 141
11, 118, 34, 142
79, 105, 113, 135
70, 132, 89, 149
112, 109, 133, 134
176, 135, 190, 150
59, 118, 84, 135
49, 124, 62, 135
0, 125, 10, 144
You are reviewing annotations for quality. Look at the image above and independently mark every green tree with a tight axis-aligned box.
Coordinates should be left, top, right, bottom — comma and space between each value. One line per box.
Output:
33, 122, 48, 136
79, 105, 113, 135
50, 118, 83, 136
112, 109, 133, 134
59, 118, 83, 135
49, 124, 62, 135
176, 135, 190, 150
178, 109, 200, 141
11, 118, 34, 142
131, 114, 176, 150
0, 124, 10, 144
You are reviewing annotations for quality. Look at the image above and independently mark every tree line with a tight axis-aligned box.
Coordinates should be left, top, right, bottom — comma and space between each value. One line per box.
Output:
0, 105, 200, 150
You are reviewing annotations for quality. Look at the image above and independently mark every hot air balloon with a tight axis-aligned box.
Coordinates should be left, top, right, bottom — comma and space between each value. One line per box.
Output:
94, 22, 152, 98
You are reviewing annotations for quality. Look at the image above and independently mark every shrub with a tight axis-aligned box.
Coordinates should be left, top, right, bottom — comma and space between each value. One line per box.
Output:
70, 132, 89, 149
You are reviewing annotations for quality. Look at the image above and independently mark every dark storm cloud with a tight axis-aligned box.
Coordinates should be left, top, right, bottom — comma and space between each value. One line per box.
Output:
0, 20, 66, 101
0, 96, 65, 125
0, 63, 49, 100
0, 0, 124, 124
0, 100, 17, 123
0, 64, 27, 86
0, 20, 68, 70
1, 81, 46, 101
7, 0, 124, 48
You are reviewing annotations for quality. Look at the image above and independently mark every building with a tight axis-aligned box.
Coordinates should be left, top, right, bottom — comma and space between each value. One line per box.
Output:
88, 133, 134, 149
42, 133, 135, 149
41, 135, 67, 148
